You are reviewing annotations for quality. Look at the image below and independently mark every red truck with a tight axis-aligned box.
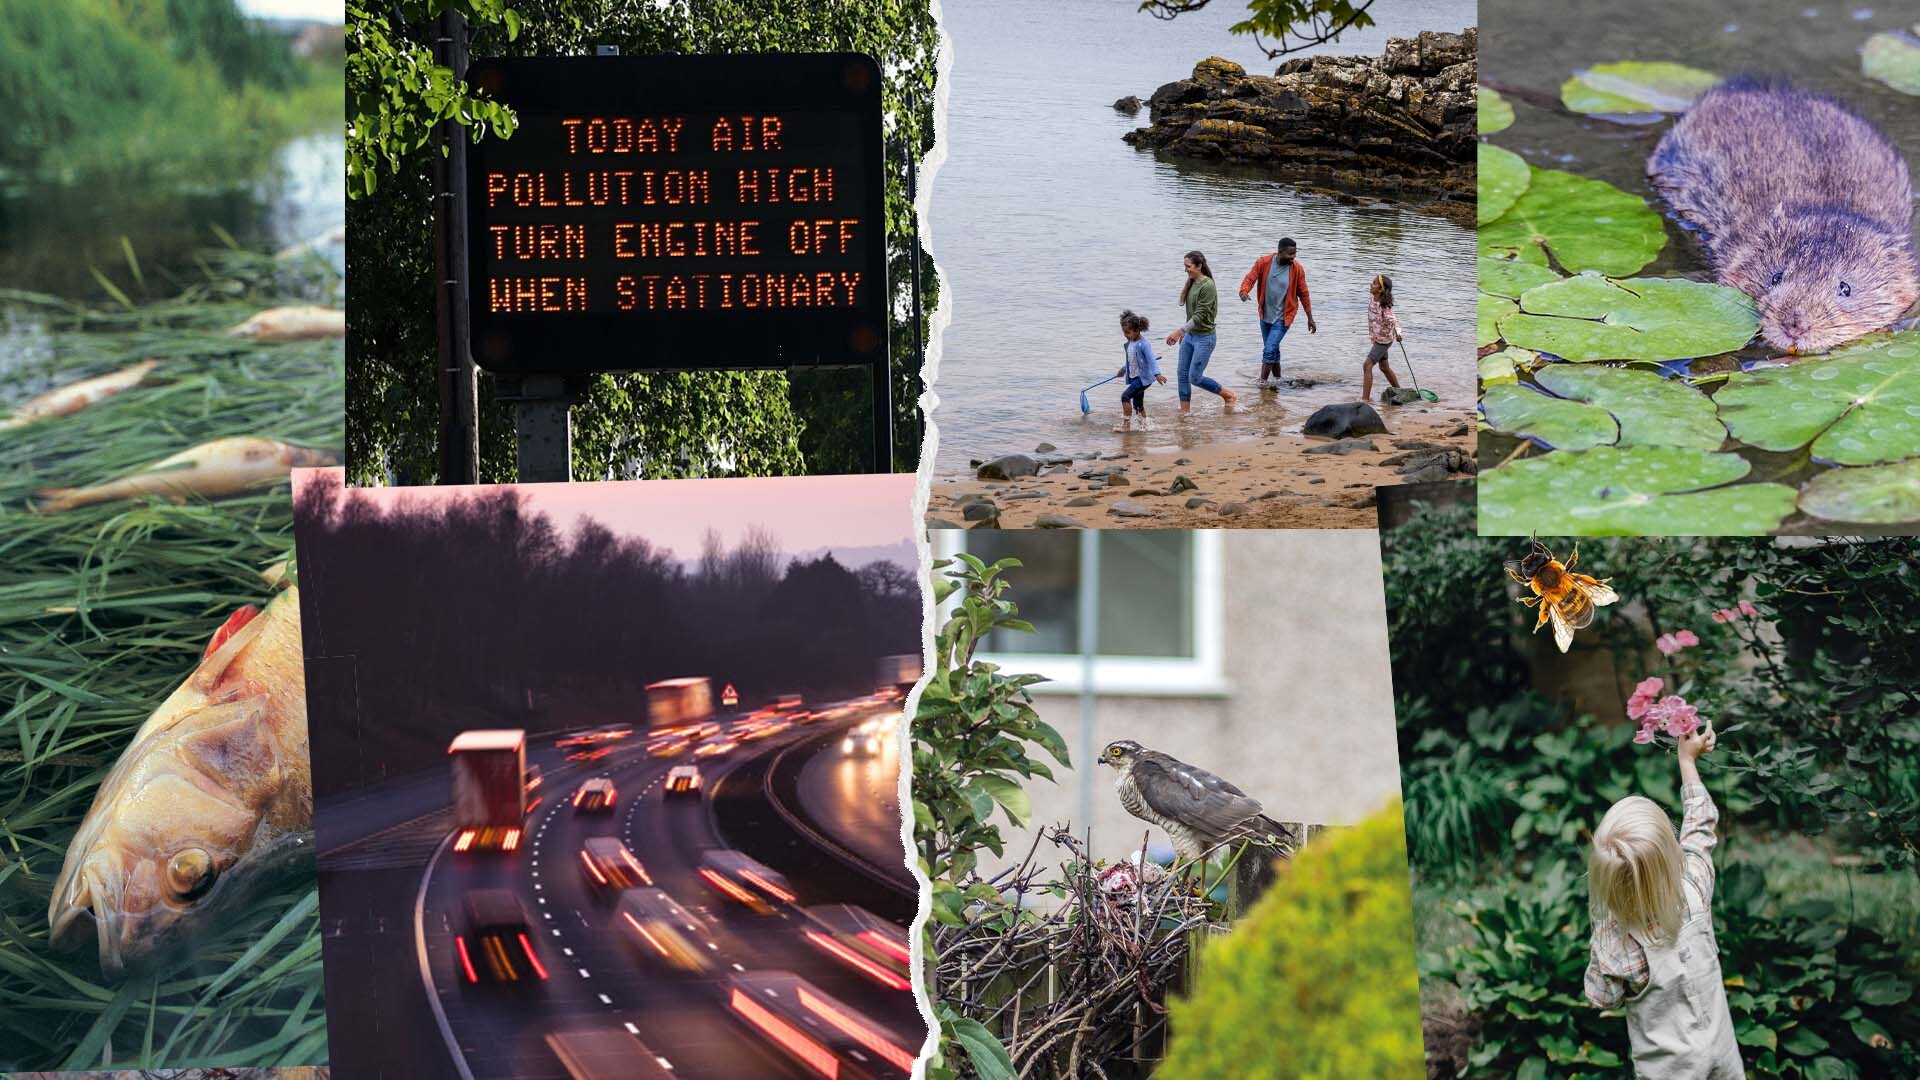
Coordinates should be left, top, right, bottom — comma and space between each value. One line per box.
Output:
449, 729, 528, 853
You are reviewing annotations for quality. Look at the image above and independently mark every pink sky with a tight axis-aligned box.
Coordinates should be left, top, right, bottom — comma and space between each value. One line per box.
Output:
295, 470, 916, 560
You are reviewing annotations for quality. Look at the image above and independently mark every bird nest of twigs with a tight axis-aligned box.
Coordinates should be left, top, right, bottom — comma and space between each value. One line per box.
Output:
930, 827, 1258, 1078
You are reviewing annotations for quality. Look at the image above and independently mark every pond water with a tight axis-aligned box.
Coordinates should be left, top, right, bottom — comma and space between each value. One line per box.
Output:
1480, 1, 1920, 534
1482, 1, 1920, 276
0, 128, 344, 300
926, 0, 1478, 476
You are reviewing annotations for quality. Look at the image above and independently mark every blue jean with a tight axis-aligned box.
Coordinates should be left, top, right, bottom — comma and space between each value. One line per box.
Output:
1121, 375, 1149, 413
1261, 318, 1288, 364
1177, 331, 1220, 401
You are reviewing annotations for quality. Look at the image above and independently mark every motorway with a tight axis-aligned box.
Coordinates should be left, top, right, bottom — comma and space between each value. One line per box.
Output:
314, 697, 921, 1079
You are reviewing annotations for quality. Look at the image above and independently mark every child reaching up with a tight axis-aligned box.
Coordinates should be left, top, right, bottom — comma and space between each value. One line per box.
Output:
1584, 726, 1744, 1079
1363, 274, 1405, 402
1114, 310, 1166, 432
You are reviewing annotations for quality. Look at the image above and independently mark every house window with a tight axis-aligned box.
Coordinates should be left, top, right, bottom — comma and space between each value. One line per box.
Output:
935, 531, 1226, 696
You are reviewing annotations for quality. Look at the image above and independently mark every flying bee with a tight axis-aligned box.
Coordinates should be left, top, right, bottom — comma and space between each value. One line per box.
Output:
1503, 535, 1619, 654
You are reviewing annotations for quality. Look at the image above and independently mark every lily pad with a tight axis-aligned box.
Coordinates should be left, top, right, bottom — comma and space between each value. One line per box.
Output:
1478, 446, 1797, 536
1799, 461, 1920, 524
1479, 86, 1515, 134
1499, 275, 1758, 362
1561, 62, 1720, 115
1478, 167, 1667, 277
1482, 383, 1617, 450
1480, 347, 1532, 387
1862, 27, 1920, 96
1714, 332, 1920, 466
1478, 256, 1561, 300
1478, 144, 1530, 225
1478, 292, 1516, 349
1535, 364, 1725, 451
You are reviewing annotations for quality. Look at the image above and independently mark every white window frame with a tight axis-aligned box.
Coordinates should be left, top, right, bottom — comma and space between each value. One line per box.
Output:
932, 531, 1229, 697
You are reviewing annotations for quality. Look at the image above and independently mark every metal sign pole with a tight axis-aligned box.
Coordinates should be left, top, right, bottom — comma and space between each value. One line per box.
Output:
433, 10, 478, 485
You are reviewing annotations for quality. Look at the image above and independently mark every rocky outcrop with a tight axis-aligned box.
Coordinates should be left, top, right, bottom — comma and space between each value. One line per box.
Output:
1122, 29, 1477, 219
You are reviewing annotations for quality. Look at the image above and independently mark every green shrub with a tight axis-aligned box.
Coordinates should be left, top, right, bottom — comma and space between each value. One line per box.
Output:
1448, 861, 1920, 1079
1159, 801, 1426, 1080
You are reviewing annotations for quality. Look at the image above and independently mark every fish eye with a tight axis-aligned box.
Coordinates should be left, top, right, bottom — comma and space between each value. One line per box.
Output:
1768, 270, 1784, 288
166, 848, 216, 900
1837, 281, 1852, 298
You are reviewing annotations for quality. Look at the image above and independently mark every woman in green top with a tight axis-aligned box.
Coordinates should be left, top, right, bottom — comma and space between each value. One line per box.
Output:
1165, 250, 1237, 412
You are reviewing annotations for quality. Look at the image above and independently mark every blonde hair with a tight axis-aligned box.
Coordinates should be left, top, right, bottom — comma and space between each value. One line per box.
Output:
1588, 796, 1685, 944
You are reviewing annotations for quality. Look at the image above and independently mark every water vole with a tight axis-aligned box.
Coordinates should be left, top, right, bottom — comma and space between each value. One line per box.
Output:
1648, 79, 1918, 353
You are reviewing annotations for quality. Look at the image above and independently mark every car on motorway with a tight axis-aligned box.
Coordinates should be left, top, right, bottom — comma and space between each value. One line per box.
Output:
646, 732, 690, 758
664, 764, 702, 797
572, 777, 617, 812
545, 1027, 676, 1080
456, 889, 548, 986
692, 736, 736, 759
698, 850, 796, 913
841, 716, 892, 756
801, 905, 912, 991
580, 836, 650, 893
726, 970, 915, 1079
615, 887, 717, 972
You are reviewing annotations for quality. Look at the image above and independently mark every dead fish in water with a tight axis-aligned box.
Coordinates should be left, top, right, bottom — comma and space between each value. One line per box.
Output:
226, 305, 345, 341
31, 436, 339, 512
48, 587, 312, 976
0, 359, 159, 430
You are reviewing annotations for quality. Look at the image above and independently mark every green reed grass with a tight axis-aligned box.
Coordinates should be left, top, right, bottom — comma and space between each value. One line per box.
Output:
0, 255, 340, 1070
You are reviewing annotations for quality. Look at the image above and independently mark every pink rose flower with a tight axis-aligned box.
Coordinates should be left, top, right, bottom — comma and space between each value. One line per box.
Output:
1633, 727, 1656, 744
1675, 630, 1699, 647
1739, 600, 1760, 617
1635, 676, 1664, 697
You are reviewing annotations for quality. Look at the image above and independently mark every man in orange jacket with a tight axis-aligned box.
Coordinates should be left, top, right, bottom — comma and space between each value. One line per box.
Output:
1239, 238, 1316, 385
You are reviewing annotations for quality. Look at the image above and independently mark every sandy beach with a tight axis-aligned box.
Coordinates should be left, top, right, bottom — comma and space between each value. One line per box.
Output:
928, 399, 1473, 530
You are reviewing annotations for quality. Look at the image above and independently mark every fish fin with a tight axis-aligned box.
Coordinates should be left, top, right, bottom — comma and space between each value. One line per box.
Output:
203, 605, 261, 659
30, 488, 78, 513
178, 697, 279, 791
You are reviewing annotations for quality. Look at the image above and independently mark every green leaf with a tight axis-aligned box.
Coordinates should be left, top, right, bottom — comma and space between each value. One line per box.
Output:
1561, 61, 1719, 115
1479, 143, 1530, 225
944, 1014, 1016, 1080
1478, 168, 1667, 277
1479, 256, 1562, 300
1851, 970, 1912, 1006
1534, 364, 1725, 450
1798, 460, 1920, 524
1782, 1026, 1831, 1057
1862, 26, 1920, 96
1481, 383, 1618, 451
1477, 446, 1798, 535
1516, 1058, 1548, 1080
977, 775, 1033, 827
1714, 332, 1920, 465
1499, 275, 1758, 362
1479, 292, 1517, 349
1479, 86, 1515, 134
1480, 347, 1531, 387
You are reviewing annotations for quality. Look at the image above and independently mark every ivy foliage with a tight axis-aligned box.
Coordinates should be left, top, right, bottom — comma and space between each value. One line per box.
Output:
911, 555, 1068, 1080
344, 0, 939, 483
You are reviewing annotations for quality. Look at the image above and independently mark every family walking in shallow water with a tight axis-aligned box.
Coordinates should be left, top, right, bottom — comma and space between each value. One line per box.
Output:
1106, 238, 1414, 430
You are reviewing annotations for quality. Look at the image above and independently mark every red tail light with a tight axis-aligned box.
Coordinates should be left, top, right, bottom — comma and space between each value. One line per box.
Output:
730, 989, 839, 1078
800, 987, 913, 1071
622, 912, 671, 958
700, 868, 762, 906
858, 930, 912, 964
805, 930, 911, 991
455, 936, 479, 983
581, 849, 608, 885
454, 829, 475, 853
518, 933, 548, 980
741, 869, 796, 903
502, 828, 521, 851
